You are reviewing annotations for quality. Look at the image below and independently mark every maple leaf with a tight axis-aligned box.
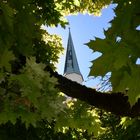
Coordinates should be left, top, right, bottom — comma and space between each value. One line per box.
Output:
111, 65, 140, 106
0, 49, 15, 71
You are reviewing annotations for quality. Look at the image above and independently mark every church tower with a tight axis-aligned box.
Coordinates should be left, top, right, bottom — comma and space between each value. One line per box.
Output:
64, 28, 83, 84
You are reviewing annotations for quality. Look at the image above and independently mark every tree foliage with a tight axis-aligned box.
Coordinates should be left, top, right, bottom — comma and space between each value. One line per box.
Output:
97, 112, 140, 140
0, 0, 140, 139
0, 120, 94, 140
0, 0, 64, 126
0, 0, 109, 124
88, 0, 140, 105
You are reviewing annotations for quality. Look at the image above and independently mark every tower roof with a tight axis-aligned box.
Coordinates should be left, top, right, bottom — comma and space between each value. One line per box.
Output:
64, 28, 82, 77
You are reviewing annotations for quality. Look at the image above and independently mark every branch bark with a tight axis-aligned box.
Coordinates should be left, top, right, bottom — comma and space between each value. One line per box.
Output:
46, 66, 140, 117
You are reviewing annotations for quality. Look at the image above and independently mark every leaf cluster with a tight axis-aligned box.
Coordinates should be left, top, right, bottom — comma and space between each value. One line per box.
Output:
0, 120, 94, 140
88, 0, 140, 105
97, 111, 140, 140
2, 0, 139, 139
0, 0, 65, 126
0, 0, 112, 133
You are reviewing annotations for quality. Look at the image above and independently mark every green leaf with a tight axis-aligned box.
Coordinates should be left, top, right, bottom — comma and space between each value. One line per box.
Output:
88, 38, 113, 76
90, 54, 114, 76
55, 100, 103, 136
112, 65, 140, 106
87, 38, 113, 53
0, 49, 15, 71
88, 0, 140, 106
74, 0, 80, 6
113, 45, 131, 70
0, 2, 14, 31
10, 74, 40, 105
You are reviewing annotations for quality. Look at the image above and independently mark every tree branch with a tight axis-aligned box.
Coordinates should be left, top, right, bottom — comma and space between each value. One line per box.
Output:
46, 66, 140, 117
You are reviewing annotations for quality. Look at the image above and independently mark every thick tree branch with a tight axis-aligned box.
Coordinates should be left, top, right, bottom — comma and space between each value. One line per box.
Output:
46, 66, 140, 117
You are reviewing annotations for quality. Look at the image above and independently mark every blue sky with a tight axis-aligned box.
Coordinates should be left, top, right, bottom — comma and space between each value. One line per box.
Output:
44, 4, 116, 87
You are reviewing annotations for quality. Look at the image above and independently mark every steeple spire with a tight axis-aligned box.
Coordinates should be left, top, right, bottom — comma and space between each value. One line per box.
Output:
64, 28, 83, 84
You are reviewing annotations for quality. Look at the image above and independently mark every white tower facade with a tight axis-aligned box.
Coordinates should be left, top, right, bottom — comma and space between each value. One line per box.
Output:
64, 28, 83, 84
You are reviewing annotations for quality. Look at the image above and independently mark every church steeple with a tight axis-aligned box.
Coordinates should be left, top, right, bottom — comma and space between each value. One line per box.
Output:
64, 28, 83, 84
